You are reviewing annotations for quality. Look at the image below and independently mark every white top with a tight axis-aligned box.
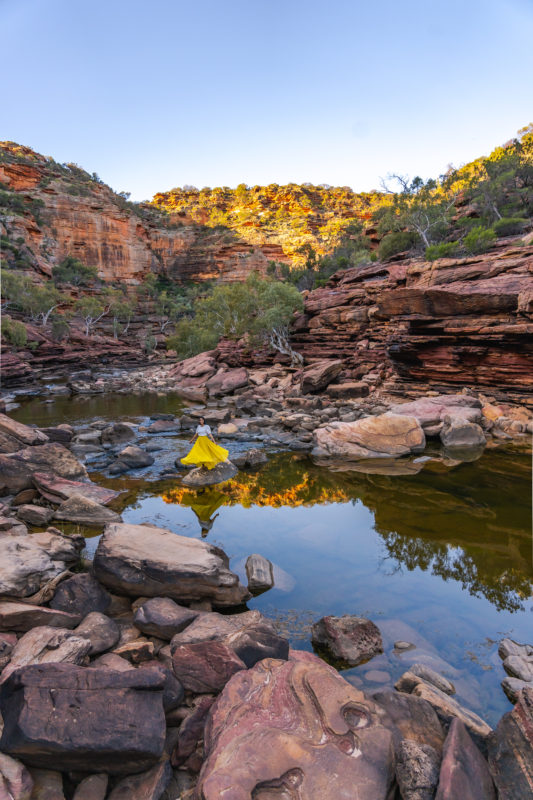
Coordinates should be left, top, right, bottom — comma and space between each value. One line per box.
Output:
196, 424, 212, 436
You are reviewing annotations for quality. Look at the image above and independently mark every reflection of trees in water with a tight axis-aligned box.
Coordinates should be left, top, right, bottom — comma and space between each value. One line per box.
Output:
102, 449, 532, 615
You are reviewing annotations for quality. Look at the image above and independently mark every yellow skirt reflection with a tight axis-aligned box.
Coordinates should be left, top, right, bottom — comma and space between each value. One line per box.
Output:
182, 488, 226, 537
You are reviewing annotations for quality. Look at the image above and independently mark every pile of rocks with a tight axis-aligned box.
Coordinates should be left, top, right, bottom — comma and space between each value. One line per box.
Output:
0, 492, 530, 797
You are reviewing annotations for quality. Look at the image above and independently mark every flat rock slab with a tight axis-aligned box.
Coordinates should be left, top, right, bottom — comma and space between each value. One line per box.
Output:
436, 718, 495, 800
0, 529, 83, 598
181, 461, 237, 487
53, 494, 122, 527
0, 414, 49, 448
33, 472, 120, 506
311, 614, 383, 666
0, 444, 87, 494
93, 522, 249, 607
0, 626, 91, 683
0, 601, 80, 632
0, 663, 166, 774
488, 687, 533, 799
197, 649, 396, 800
16, 505, 54, 526
412, 681, 492, 751
313, 413, 425, 461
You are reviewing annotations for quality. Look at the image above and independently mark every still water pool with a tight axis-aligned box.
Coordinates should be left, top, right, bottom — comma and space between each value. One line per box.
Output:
13, 394, 533, 726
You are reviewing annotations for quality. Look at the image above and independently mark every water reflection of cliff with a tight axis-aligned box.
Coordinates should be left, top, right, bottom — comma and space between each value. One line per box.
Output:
162, 450, 532, 613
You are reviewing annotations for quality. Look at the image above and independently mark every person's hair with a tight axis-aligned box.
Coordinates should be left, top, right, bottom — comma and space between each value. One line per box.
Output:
199, 417, 205, 424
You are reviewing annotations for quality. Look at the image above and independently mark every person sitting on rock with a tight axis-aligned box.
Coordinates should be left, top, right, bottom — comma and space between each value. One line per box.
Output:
181, 417, 229, 471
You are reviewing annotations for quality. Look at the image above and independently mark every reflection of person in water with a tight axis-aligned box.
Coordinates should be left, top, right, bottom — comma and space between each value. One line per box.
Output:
187, 488, 226, 537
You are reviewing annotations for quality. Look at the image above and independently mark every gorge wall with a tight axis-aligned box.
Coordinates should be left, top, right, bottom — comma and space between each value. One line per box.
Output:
0, 143, 291, 285
290, 238, 533, 395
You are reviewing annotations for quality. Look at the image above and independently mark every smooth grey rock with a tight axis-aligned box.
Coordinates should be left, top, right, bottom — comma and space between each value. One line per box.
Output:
440, 419, 486, 449
181, 460, 237, 487
16, 504, 54, 526
245, 553, 274, 594
74, 612, 120, 655
115, 445, 154, 469
53, 494, 122, 527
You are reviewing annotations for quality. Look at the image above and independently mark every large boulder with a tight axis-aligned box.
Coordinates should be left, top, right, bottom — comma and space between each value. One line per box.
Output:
175, 352, 217, 379
33, 472, 120, 506
113, 445, 154, 470
313, 413, 425, 460
301, 359, 343, 393
0, 414, 49, 453
390, 395, 482, 432
311, 614, 383, 666
93, 522, 249, 607
206, 368, 248, 397
181, 461, 237, 487
0, 444, 87, 494
53, 494, 122, 527
487, 687, 533, 799
0, 663, 167, 774
440, 418, 487, 449
0, 528, 84, 598
196, 650, 396, 799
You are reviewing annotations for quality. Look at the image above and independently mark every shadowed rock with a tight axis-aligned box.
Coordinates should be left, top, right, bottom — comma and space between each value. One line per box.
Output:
172, 641, 246, 693
133, 597, 199, 640
0, 663, 167, 774
49, 573, 111, 617
487, 687, 533, 799
0, 752, 33, 800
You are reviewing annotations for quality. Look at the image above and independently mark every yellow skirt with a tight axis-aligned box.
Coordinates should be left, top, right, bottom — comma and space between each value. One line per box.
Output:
181, 436, 229, 470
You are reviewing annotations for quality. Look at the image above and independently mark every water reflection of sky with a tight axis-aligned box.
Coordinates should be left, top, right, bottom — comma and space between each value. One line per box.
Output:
86, 448, 533, 726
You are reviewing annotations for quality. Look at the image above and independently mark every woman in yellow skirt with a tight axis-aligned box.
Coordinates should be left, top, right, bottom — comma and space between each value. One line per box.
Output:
181, 417, 229, 470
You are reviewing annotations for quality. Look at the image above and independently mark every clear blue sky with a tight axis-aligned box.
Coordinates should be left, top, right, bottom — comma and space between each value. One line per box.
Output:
3, 0, 532, 200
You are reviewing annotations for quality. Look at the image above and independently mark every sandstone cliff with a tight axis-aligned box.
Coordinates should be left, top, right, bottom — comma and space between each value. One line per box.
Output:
290, 237, 533, 394
0, 142, 290, 284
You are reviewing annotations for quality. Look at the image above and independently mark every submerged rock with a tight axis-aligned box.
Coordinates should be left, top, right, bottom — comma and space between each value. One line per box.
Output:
181, 460, 237, 487
311, 614, 383, 666
93, 522, 249, 606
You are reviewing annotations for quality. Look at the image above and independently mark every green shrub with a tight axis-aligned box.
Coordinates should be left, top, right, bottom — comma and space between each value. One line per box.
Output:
1, 316, 27, 348
52, 257, 98, 287
492, 217, 528, 237
51, 315, 70, 341
378, 232, 419, 261
464, 226, 496, 254
425, 241, 461, 261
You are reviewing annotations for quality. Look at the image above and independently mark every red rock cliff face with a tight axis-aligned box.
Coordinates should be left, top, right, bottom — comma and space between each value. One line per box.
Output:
0, 155, 289, 284
291, 239, 533, 392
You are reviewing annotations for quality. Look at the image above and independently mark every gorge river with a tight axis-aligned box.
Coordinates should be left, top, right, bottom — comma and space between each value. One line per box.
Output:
13, 391, 532, 727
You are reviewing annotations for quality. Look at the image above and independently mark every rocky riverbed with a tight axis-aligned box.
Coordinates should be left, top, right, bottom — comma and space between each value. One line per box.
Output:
0, 363, 531, 799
